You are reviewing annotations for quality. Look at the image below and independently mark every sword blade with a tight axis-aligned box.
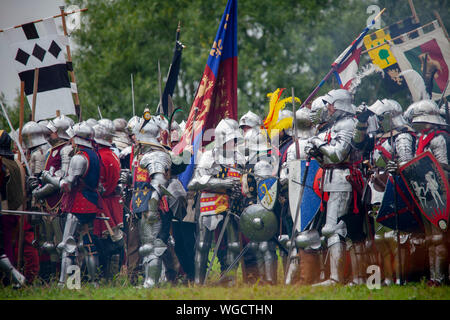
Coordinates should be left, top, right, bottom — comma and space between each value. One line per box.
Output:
0, 209, 110, 220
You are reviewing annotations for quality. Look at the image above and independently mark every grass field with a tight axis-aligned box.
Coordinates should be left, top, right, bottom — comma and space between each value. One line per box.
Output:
2, 258, 450, 301
2, 277, 450, 300
2, 248, 450, 300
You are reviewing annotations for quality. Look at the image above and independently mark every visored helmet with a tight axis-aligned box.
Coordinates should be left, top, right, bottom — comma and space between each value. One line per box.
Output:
22, 121, 48, 149
239, 111, 262, 129
47, 115, 73, 140
310, 96, 328, 125
93, 124, 112, 147
214, 118, 243, 149
67, 121, 94, 148
295, 107, 315, 139
127, 116, 143, 136
97, 118, 115, 143
322, 89, 354, 114
113, 118, 132, 150
368, 99, 407, 132
85, 118, 98, 128
409, 100, 446, 126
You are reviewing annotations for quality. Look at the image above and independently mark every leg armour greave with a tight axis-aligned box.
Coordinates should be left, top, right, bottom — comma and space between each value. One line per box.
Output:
57, 214, 79, 286
194, 225, 213, 285
138, 214, 167, 288
0, 254, 26, 288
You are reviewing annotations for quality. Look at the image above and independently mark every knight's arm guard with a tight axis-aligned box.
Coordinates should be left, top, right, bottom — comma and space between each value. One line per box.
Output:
59, 154, 88, 192
312, 118, 356, 164
429, 134, 448, 165
187, 173, 237, 193
60, 144, 73, 176
32, 183, 58, 200
187, 149, 236, 192
395, 132, 414, 166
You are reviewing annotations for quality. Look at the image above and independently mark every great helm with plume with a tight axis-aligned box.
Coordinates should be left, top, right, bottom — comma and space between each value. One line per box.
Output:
22, 121, 49, 149
322, 89, 354, 115
66, 121, 95, 148
409, 100, 447, 126
46, 115, 74, 140
368, 99, 407, 132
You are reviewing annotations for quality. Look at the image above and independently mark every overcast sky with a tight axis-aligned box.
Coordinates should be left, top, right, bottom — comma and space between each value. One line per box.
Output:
0, 0, 67, 106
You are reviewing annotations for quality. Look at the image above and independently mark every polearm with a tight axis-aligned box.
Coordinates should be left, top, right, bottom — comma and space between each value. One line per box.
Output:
97, 105, 103, 119
296, 8, 386, 111
291, 88, 300, 159
0, 101, 32, 176
284, 88, 305, 281
157, 60, 163, 114
0, 209, 110, 220
389, 112, 402, 285
131, 74, 136, 117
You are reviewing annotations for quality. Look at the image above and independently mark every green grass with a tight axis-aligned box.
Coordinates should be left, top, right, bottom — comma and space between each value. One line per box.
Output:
2, 277, 450, 300
2, 250, 450, 300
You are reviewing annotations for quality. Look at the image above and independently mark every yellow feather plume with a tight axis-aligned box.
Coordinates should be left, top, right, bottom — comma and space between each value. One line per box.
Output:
263, 88, 301, 137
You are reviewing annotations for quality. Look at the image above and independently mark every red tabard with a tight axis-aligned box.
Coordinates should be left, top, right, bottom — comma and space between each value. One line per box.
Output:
43, 142, 67, 212
94, 147, 123, 238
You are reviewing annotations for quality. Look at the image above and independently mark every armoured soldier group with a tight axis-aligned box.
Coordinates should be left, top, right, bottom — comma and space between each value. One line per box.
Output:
0, 88, 449, 289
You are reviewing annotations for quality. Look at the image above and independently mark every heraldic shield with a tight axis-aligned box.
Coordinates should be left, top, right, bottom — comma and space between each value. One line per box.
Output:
399, 151, 450, 231
288, 159, 321, 232
257, 177, 278, 210
377, 175, 424, 233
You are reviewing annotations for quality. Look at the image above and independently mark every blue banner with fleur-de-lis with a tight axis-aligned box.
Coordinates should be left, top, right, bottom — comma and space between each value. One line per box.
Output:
173, 0, 238, 190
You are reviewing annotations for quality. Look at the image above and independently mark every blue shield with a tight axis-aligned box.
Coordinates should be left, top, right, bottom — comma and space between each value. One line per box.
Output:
377, 175, 424, 233
288, 159, 321, 232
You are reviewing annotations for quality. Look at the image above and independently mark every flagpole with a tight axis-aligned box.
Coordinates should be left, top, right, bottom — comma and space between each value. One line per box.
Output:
433, 10, 450, 42
17, 80, 26, 271
60, 5, 82, 122
297, 8, 385, 110
131, 74, 136, 116
18, 81, 25, 162
408, 0, 420, 24
157, 60, 162, 115
0, 8, 88, 33
31, 68, 39, 121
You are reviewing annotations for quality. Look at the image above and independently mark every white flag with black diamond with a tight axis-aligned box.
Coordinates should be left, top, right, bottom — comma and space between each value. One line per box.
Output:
4, 17, 75, 121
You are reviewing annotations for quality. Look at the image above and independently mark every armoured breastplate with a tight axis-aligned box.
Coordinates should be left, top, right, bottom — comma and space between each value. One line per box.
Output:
30, 144, 50, 175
